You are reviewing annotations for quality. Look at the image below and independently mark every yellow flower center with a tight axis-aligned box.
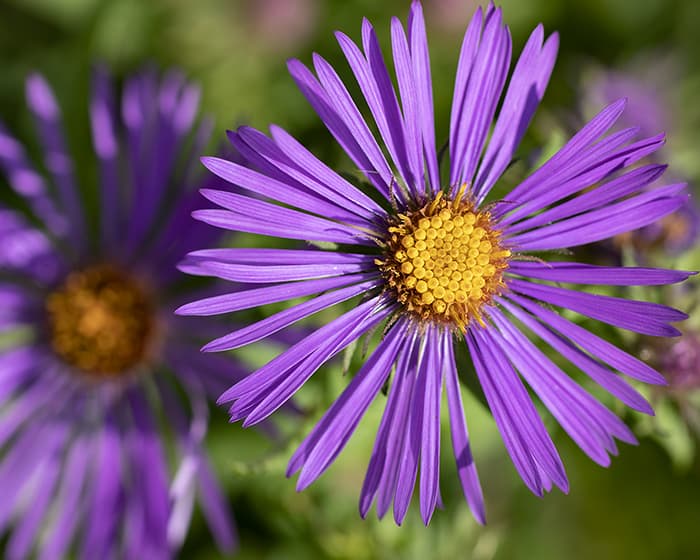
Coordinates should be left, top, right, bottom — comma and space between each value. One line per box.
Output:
378, 186, 510, 329
46, 264, 155, 376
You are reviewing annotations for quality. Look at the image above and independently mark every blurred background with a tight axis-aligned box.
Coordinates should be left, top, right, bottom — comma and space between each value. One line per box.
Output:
1, 0, 699, 558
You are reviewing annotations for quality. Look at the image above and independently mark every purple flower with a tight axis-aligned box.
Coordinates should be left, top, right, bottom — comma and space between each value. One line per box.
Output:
0, 68, 237, 558
588, 68, 672, 140
180, 2, 693, 525
658, 329, 700, 391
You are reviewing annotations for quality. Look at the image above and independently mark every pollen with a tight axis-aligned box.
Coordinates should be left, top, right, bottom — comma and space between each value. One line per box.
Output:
378, 185, 510, 330
46, 264, 155, 377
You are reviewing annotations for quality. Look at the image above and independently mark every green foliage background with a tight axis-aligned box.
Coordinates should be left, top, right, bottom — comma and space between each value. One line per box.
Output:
0, 1, 699, 558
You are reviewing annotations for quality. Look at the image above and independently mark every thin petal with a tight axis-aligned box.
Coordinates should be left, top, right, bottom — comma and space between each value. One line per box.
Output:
507, 293, 666, 384
467, 326, 568, 494
444, 334, 485, 524
25, 74, 85, 245
220, 297, 393, 404
360, 328, 420, 518
450, 7, 512, 189
509, 278, 687, 337
176, 272, 377, 316
287, 59, 391, 198
499, 297, 653, 414
474, 26, 558, 202
508, 261, 694, 286
291, 320, 409, 490
418, 325, 443, 525
493, 99, 628, 218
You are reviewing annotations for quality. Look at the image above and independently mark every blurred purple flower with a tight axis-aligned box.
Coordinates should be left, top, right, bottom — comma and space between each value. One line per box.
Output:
589, 70, 671, 139
0, 68, 238, 558
180, 1, 692, 525
659, 329, 700, 391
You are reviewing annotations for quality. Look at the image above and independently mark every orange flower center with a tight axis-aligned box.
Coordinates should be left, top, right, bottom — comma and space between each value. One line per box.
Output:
46, 264, 155, 376
378, 186, 510, 329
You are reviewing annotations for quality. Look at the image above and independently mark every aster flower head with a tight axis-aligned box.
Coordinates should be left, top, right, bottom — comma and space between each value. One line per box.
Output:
0, 67, 237, 557
181, 1, 693, 525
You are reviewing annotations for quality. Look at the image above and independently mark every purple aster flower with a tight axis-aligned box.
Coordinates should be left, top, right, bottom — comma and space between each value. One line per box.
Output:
0, 67, 237, 558
180, 2, 693, 525
656, 329, 700, 392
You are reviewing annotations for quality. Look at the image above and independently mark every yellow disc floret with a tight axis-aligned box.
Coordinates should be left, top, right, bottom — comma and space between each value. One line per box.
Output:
46, 264, 155, 377
377, 185, 510, 329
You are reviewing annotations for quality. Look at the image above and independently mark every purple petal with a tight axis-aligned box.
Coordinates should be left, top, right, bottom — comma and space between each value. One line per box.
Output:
360, 328, 420, 518
5, 454, 61, 560
287, 58, 391, 198
89, 65, 120, 248
335, 26, 414, 198
493, 99, 628, 218
291, 320, 409, 490
176, 272, 378, 316
506, 293, 666, 384
231, 127, 379, 225
450, 7, 512, 189
202, 279, 377, 352
127, 391, 170, 551
180, 253, 375, 284
25, 73, 85, 246
393, 333, 431, 525
505, 163, 666, 233
408, 1, 440, 195
269, 125, 387, 216
508, 261, 694, 286
499, 297, 653, 414
449, 5, 483, 184
40, 434, 92, 560
0, 345, 47, 405
196, 456, 238, 553
490, 308, 637, 465
509, 278, 687, 337
0, 421, 69, 532
391, 16, 426, 201
311, 53, 395, 193
0, 366, 70, 448
240, 304, 391, 427
0, 209, 64, 283
444, 334, 485, 524
474, 25, 558, 202
501, 129, 663, 225
0, 124, 68, 238
221, 296, 393, 404
183, 247, 374, 266
467, 326, 568, 495
508, 186, 687, 251
124, 70, 195, 254
79, 413, 122, 556
192, 199, 367, 246
418, 325, 443, 525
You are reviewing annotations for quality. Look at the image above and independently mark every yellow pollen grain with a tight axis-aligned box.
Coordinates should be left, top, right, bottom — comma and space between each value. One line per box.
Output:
380, 187, 510, 328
